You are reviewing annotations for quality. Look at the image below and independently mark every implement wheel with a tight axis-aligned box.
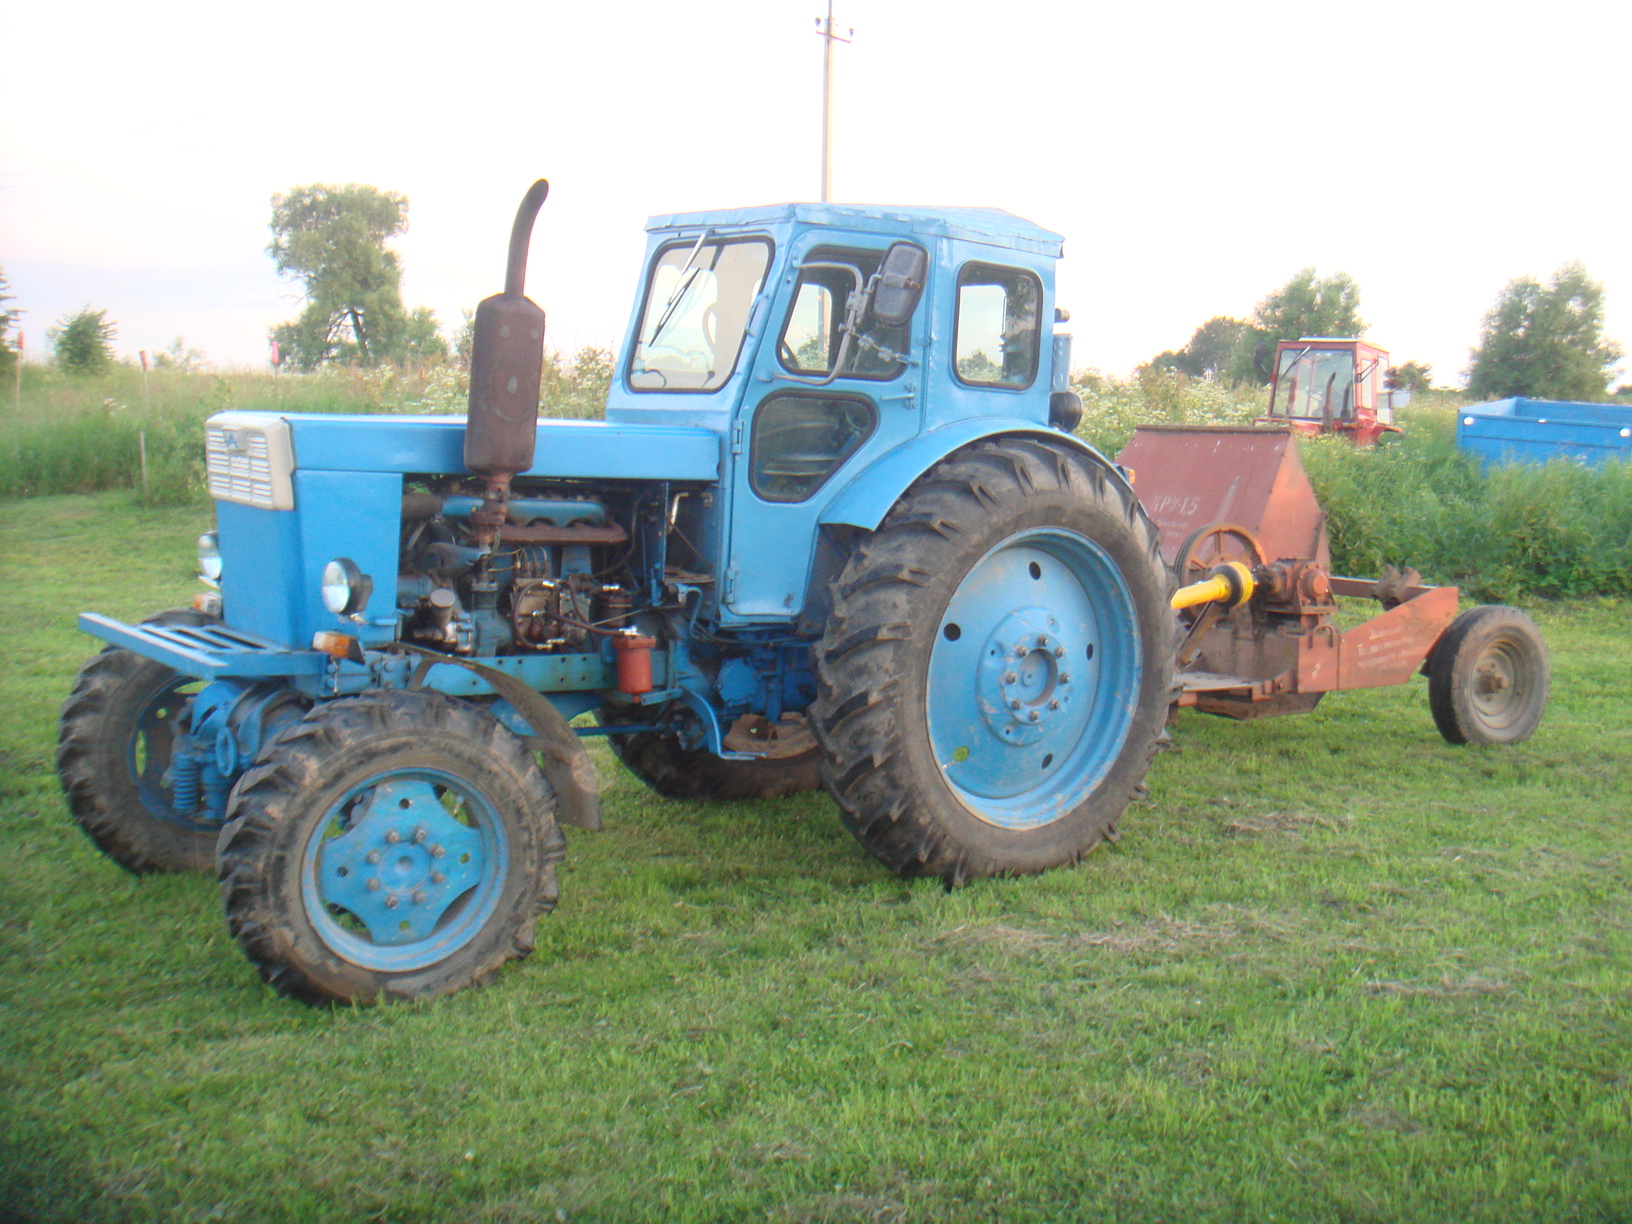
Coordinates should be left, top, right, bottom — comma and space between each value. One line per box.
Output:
1428, 605, 1550, 745
217, 691, 563, 1005
813, 437, 1176, 883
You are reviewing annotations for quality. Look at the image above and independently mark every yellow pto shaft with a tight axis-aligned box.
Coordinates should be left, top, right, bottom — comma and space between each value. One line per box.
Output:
1171, 561, 1256, 611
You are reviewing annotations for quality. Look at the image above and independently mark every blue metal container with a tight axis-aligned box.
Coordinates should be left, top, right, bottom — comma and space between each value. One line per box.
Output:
1457, 397, 1632, 466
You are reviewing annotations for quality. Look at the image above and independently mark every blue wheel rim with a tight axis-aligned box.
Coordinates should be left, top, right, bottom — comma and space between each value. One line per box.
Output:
300, 769, 510, 972
129, 676, 210, 830
925, 527, 1142, 830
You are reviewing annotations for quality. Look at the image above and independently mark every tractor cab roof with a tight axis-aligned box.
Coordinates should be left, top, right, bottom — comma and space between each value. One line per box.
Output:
643, 202, 1064, 258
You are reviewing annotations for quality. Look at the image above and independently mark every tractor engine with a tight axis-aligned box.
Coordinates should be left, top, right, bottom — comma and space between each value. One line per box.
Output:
394, 485, 644, 660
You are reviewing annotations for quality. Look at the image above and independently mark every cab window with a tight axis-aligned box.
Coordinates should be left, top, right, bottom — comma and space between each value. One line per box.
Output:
954, 263, 1041, 389
627, 237, 771, 393
750, 393, 877, 502
777, 246, 913, 381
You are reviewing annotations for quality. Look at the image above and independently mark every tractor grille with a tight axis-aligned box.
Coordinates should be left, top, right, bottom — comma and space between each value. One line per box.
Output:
205, 414, 294, 510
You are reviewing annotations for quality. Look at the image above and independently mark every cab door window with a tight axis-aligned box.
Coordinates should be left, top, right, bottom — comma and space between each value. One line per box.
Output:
777, 246, 914, 380
749, 392, 877, 502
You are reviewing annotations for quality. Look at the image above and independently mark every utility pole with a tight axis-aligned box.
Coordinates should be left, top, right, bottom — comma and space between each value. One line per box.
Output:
815, 1, 852, 203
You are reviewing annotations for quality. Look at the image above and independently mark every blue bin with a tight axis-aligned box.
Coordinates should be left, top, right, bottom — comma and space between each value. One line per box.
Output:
1457, 397, 1632, 466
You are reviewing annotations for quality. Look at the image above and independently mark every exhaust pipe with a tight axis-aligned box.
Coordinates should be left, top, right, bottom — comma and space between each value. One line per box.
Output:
466, 178, 550, 550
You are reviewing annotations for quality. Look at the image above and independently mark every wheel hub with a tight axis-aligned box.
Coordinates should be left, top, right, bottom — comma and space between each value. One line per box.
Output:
317, 779, 485, 945
978, 610, 1072, 746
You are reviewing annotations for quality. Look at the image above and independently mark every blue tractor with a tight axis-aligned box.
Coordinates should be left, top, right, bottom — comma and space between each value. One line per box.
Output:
57, 181, 1175, 1004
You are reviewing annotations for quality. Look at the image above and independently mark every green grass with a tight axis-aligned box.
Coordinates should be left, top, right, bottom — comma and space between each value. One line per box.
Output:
1, 493, 1628, 1222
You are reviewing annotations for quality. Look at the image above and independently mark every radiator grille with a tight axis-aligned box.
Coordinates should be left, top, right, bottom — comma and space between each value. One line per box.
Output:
204, 415, 294, 509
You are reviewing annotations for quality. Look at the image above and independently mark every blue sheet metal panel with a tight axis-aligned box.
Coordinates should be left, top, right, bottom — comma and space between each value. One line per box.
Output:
292, 468, 404, 647
216, 499, 307, 644
1458, 397, 1632, 466
283, 415, 722, 481
821, 421, 1122, 531
644, 202, 1064, 256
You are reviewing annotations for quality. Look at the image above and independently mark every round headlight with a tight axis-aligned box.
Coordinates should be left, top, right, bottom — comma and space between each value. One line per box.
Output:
197, 531, 222, 582
320, 558, 372, 616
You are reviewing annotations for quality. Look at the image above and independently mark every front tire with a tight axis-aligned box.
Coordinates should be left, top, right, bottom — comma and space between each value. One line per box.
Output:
57, 649, 215, 874
217, 691, 564, 1005
813, 437, 1176, 883
606, 715, 822, 801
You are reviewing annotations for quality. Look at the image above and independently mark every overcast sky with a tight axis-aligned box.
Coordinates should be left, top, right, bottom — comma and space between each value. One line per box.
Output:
5, 0, 1628, 385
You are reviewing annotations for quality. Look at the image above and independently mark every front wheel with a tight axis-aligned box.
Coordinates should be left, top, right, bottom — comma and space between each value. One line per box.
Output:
1428, 606, 1550, 745
813, 437, 1176, 883
217, 691, 564, 1005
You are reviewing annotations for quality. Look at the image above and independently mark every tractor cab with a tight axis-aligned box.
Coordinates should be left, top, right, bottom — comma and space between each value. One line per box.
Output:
1260, 337, 1403, 445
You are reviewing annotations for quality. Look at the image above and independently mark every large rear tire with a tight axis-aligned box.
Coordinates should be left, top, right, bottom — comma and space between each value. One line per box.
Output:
813, 437, 1176, 883
217, 691, 563, 1005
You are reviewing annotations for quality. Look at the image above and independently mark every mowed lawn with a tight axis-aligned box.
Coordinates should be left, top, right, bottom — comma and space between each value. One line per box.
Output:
0, 493, 1627, 1224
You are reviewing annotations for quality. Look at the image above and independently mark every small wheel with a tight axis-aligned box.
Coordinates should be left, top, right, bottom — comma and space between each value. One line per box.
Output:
56, 610, 223, 873
1428, 606, 1550, 745
217, 691, 563, 1005
1174, 522, 1265, 584
605, 714, 822, 801
814, 437, 1176, 882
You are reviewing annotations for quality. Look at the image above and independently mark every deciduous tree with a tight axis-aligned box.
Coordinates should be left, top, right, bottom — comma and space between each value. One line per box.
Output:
1465, 262, 1622, 401
1227, 268, 1365, 384
1148, 316, 1247, 379
268, 183, 445, 369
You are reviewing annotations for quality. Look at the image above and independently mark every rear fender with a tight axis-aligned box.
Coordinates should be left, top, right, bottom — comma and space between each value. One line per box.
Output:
818, 421, 1126, 531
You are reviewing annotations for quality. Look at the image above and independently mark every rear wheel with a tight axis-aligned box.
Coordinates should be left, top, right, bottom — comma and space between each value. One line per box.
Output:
606, 714, 822, 801
217, 691, 563, 1004
1428, 606, 1550, 745
813, 437, 1176, 883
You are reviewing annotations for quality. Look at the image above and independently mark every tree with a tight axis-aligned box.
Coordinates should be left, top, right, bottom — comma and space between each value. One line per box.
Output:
1465, 262, 1622, 401
1386, 361, 1434, 393
50, 307, 117, 375
152, 336, 206, 372
267, 183, 444, 369
1227, 268, 1365, 384
1147, 316, 1246, 379
0, 269, 19, 377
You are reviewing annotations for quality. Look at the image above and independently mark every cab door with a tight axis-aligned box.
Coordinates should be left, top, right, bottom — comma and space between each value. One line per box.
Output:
722, 239, 929, 620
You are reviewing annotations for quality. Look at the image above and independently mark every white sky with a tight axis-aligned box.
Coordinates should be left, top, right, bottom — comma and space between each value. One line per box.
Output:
4, 0, 1628, 385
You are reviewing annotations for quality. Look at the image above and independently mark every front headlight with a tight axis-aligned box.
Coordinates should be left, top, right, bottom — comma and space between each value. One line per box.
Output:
320, 558, 372, 616
197, 531, 222, 584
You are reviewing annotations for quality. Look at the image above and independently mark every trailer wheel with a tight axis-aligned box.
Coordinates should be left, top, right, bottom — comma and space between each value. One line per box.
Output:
1427, 606, 1550, 746
606, 716, 822, 801
217, 691, 563, 1005
813, 437, 1176, 883
56, 648, 216, 874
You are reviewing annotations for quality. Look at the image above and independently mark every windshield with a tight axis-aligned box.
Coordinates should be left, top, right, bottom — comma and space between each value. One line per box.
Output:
628, 238, 771, 392
1271, 348, 1357, 420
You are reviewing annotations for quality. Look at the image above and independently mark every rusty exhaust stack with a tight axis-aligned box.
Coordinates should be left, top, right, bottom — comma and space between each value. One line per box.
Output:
466, 178, 550, 552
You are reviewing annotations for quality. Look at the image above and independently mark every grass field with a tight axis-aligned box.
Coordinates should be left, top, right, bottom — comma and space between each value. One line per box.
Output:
1, 494, 1629, 1224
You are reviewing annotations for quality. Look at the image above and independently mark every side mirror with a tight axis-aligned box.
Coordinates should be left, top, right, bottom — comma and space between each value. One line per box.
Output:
870, 242, 928, 326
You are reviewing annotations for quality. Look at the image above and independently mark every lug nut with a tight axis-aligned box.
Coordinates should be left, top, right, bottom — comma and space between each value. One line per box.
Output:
1028, 711, 1041, 723
366, 878, 381, 892
1009, 699, 1023, 710
413, 827, 427, 844
1003, 672, 1017, 684
430, 844, 445, 858
1059, 673, 1071, 684
1037, 635, 1049, 646
384, 895, 399, 909
385, 830, 400, 845
1048, 699, 1061, 710
430, 871, 446, 885
1015, 644, 1028, 657
366, 850, 381, 865
1053, 646, 1065, 658
412, 890, 427, 905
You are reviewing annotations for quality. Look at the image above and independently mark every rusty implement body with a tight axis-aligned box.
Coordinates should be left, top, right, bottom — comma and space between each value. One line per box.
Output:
1115, 425, 1459, 719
